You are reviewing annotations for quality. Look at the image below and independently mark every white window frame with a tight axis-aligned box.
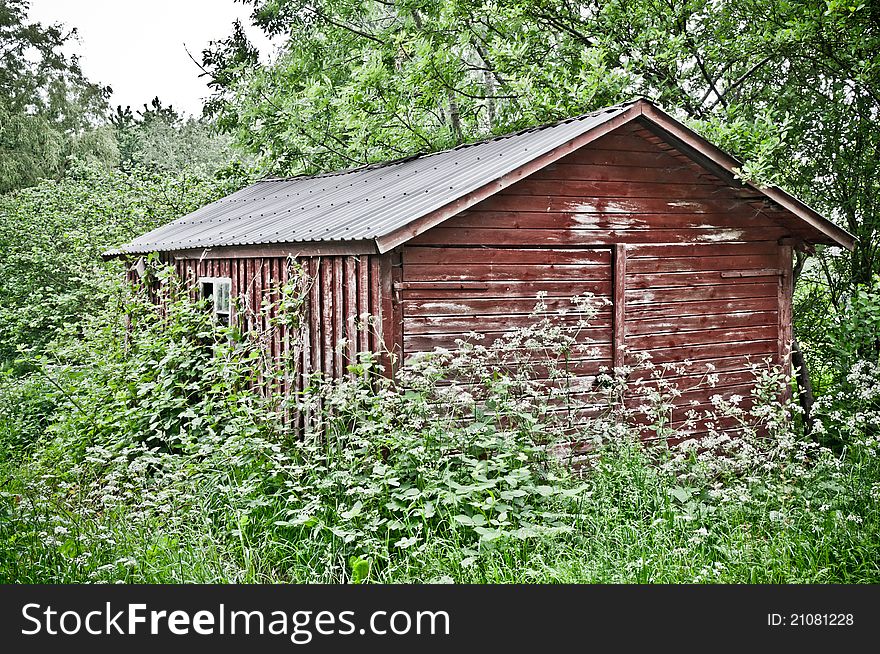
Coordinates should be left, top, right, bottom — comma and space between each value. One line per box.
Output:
199, 276, 232, 324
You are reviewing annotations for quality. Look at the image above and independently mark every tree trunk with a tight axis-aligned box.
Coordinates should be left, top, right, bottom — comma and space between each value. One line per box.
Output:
791, 337, 815, 434
446, 89, 463, 144
484, 70, 495, 130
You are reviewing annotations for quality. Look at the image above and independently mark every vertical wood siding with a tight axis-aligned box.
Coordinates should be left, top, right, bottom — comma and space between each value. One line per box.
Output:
167, 254, 388, 408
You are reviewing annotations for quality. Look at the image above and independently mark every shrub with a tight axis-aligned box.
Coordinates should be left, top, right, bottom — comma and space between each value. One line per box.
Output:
810, 279, 880, 449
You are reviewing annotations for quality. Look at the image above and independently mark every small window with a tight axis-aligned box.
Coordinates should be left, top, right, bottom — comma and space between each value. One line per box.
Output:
199, 277, 232, 326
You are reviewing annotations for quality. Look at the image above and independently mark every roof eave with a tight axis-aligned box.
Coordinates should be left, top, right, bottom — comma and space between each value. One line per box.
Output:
637, 102, 856, 251
102, 240, 380, 261
101, 248, 129, 260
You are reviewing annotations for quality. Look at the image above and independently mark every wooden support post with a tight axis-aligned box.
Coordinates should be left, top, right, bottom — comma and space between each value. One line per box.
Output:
778, 244, 793, 371
778, 244, 795, 406
377, 252, 396, 377
612, 244, 627, 370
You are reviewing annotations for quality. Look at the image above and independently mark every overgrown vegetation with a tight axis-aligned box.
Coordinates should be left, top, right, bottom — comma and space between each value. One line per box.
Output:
1, 270, 878, 583
0, 163, 243, 366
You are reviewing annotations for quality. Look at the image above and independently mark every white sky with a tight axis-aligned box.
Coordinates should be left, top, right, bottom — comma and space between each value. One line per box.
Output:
28, 0, 276, 117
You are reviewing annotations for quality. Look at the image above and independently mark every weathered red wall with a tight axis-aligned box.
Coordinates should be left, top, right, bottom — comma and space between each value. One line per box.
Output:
406, 121, 794, 435
399, 246, 614, 391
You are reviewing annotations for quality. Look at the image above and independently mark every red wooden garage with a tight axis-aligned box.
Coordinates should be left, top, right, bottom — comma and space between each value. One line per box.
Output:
106, 99, 854, 428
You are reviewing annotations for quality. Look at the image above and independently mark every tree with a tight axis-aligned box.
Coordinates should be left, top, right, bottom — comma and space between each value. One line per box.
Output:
0, 161, 245, 366
201, 1, 630, 174
112, 97, 238, 175
0, 0, 115, 193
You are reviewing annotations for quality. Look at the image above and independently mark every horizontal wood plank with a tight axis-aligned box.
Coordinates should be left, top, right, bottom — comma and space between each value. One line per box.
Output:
625, 339, 778, 363
627, 254, 779, 273
626, 282, 778, 304
556, 148, 690, 168
404, 263, 613, 283
626, 353, 769, 378
404, 333, 613, 353
627, 271, 780, 289
627, 242, 778, 258
404, 313, 612, 335
401, 280, 613, 300
626, 384, 760, 410
626, 310, 778, 335
585, 131, 675, 153
628, 369, 758, 389
532, 162, 703, 183
474, 194, 769, 215
409, 227, 787, 247
403, 246, 612, 265
626, 325, 777, 349
403, 297, 613, 317
503, 179, 738, 200
450, 210, 778, 231
625, 297, 777, 320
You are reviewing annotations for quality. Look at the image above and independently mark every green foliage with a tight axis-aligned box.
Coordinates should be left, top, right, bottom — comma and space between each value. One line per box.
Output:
111, 97, 240, 175
44, 270, 269, 456
829, 278, 880, 366
810, 280, 880, 448
687, 108, 792, 187
202, 0, 630, 175
348, 556, 371, 584
793, 269, 880, 445
0, 162, 245, 366
0, 368, 55, 458
0, 272, 290, 582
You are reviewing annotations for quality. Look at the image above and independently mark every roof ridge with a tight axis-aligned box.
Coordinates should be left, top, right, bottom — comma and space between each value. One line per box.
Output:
256, 100, 641, 184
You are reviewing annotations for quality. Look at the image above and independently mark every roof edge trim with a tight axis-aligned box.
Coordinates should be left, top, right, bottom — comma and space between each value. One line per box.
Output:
102, 240, 379, 260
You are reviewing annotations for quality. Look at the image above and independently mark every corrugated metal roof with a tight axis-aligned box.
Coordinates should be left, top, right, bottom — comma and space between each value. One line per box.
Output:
107, 98, 855, 255
108, 102, 636, 255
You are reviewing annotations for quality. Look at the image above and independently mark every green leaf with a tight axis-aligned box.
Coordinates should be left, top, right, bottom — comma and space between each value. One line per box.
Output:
474, 526, 503, 542
670, 487, 695, 504
340, 501, 363, 520
349, 557, 371, 584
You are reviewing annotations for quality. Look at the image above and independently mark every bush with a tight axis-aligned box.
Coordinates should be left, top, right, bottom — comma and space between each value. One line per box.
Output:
0, 161, 245, 366
809, 279, 880, 449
